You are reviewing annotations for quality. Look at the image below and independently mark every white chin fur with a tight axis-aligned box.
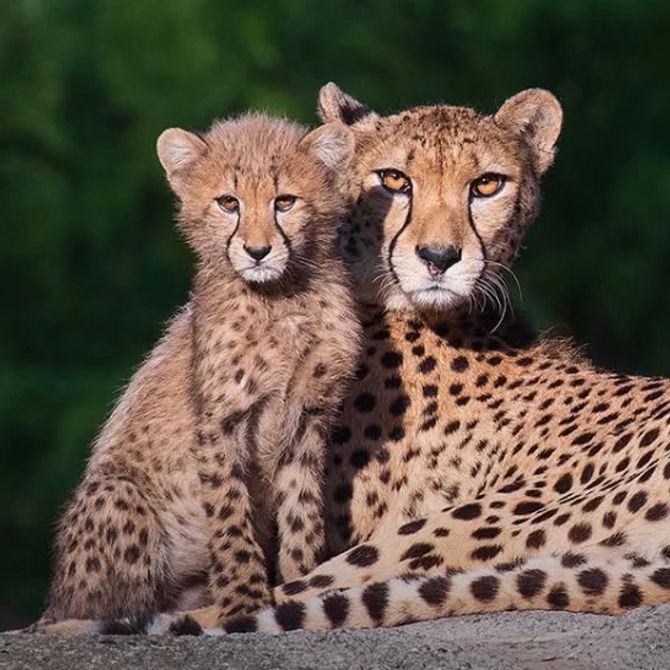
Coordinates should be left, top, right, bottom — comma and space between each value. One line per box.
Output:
390, 255, 483, 312
238, 265, 285, 284
406, 288, 465, 311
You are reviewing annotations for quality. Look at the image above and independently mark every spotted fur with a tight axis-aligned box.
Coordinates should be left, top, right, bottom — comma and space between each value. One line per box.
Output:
39, 85, 670, 635
38, 113, 361, 629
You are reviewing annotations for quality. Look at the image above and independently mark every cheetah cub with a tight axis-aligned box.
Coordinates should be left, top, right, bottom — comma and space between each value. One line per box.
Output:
42, 114, 361, 628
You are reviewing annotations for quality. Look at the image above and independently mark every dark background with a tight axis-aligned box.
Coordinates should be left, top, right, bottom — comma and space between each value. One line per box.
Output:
1, 0, 669, 630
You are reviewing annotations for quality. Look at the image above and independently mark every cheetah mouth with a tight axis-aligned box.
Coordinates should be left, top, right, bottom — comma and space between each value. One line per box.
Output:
238, 265, 285, 284
407, 285, 465, 308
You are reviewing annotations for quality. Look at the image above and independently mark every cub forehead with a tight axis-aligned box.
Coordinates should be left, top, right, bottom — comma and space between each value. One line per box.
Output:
204, 115, 309, 172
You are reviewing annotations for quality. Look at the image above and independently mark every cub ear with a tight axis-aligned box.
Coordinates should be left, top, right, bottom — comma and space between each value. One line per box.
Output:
301, 123, 355, 171
156, 128, 208, 190
494, 89, 563, 174
317, 82, 379, 130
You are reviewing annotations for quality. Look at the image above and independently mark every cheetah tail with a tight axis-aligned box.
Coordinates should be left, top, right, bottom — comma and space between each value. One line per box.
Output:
35, 552, 670, 636
214, 551, 670, 634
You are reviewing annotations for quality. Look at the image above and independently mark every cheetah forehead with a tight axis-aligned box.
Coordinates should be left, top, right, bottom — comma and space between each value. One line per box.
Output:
205, 114, 310, 175
356, 104, 520, 170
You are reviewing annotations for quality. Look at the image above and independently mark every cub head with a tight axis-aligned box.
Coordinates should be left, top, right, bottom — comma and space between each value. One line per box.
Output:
319, 84, 562, 313
157, 114, 353, 285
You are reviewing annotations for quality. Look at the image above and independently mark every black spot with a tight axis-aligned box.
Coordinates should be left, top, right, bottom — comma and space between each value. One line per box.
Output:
554, 473, 573, 494
322, 591, 349, 627
398, 519, 427, 535
568, 523, 592, 544
444, 420, 461, 435
423, 384, 438, 398
451, 356, 469, 372
580, 463, 595, 484
381, 351, 403, 368
628, 491, 648, 513
401, 543, 434, 561
418, 576, 450, 606
561, 552, 587, 568
418, 357, 437, 374
169, 615, 204, 636
310, 574, 335, 588
389, 395, 410, 417
283, 580, 307, 596
346, 544, 379, 567
640, 428, 660, 447
470, 545, 503, 561
526, 529, 546, 549
354, 393, 375, 413
517, 569, 547, 598
362, 582, 389, 623
650, 568, 670, 589
472, 527, 502, 540
547, 585, 569, 609
646, 503, 668, 521
578, 568, 608, 595
602, 511, 617, 529
350, 450, 370, 469
364, 425, 382, 440
513, 501, 544, 515
452, 503, 481, 520
470, 575, 499, 602
224, 615, 258, 633
234, 550, 251, 564
612, 433, 632, 453
333, 483, 353, 504
618, 582, 643, 609
123, 545, 141, 564
331, 426, 352, 444
275, 601, 306, 630
600, 531, 627, 547
388, 426, 405, 442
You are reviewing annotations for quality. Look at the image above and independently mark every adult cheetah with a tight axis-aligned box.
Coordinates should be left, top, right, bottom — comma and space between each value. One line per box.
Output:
42, 84, 670, 634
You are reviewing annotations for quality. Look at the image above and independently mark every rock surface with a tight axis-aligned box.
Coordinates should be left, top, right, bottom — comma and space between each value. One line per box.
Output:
2, 604, 669, 670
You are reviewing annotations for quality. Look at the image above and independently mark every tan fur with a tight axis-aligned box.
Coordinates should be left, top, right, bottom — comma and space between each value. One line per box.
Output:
39, 87, 670, 636
39, 113, 361, 628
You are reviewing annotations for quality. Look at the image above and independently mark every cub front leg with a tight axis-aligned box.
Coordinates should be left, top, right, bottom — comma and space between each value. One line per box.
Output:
196, 425, 272, 622
271, 344, 356, 583
273, 416, 327, 582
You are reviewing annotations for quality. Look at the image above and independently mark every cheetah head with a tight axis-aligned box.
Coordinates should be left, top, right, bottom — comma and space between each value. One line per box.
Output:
157, 114, 353, 286
319, 84, 562, 313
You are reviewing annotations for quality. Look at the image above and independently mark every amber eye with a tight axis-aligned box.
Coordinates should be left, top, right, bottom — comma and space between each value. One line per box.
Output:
471, 174, 505, 198
216, 195, 239, 212
378, 169, 411, 194
274, 194, 297, 212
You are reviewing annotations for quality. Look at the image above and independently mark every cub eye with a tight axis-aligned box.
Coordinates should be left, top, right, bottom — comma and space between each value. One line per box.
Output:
216, 195, 239, 212
471, 174, 505, 198
274, 194, 297, 212
378, 169, 411, 194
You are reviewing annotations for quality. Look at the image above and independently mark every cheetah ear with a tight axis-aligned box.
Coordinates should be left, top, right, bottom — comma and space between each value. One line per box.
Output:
317, 82, 379, 131
301, 123, 355, 171
156, 128, 208, 192
494, 89, 563, 175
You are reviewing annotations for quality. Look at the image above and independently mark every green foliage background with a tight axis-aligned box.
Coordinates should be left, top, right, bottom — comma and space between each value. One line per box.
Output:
1, 0, 669, 628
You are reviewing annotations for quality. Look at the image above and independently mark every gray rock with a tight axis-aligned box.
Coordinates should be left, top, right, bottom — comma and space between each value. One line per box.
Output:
2, 604, 669, 670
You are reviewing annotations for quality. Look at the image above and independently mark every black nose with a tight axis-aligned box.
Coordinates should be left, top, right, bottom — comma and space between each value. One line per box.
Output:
243, 244, 272, 261
415, 245, 462, 273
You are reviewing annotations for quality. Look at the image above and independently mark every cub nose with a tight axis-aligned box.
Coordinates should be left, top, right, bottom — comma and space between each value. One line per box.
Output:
243, 244, 272, 262
415, 245, 462, 274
